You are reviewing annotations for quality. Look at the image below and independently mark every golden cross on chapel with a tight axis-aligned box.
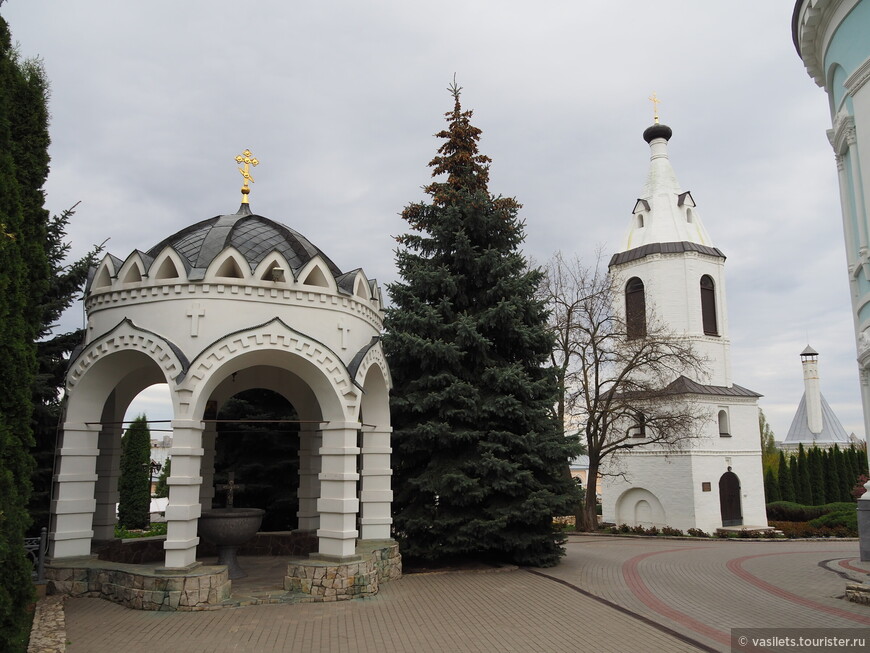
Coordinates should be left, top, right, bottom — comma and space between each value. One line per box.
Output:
648, 92, 661, 124
235, 149, 259, 204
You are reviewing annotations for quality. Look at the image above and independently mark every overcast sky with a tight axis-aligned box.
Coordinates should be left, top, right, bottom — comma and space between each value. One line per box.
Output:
3, 1, 861, 442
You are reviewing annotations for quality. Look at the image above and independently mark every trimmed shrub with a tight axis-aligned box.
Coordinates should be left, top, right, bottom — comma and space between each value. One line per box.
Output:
808, 510, 857, 533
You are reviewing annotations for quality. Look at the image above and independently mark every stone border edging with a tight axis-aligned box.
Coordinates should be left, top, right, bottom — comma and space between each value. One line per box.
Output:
567, 532, 860, 543
27, 595, 66, 653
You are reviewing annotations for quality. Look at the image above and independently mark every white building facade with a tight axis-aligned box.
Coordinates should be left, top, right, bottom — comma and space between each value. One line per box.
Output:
793, 0, 870, 557
600, 122, 768, 534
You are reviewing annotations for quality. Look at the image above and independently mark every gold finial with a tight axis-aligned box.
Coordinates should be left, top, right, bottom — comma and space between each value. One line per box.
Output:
648, 92, 661, 124
235, 149, 259, 204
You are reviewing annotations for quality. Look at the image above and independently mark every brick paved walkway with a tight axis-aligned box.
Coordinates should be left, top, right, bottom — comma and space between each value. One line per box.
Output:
59, 536, 870, 653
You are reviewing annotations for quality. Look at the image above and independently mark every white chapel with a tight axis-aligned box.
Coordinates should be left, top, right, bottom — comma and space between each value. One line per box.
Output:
599, 120, 768, 533
49, 152, 394, 571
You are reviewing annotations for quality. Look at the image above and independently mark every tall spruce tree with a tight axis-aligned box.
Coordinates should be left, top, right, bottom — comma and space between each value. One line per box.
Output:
822, 448, 839, 506
0, 14, 50, 651
808, 446, 824, 505
833, 444, 850, 502
384, 82, 579, 567
763, 467, 780, 503
796, 443, 812, 505
777, 451, 795, 502
118, 415, 152, 530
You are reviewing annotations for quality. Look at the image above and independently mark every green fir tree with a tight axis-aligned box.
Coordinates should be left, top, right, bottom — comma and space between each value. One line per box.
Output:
833, 444, 851, 502
763, 467, 780, 503
808, 446, 824, 505
796, 443, 812, 505
384, 81, 580, 567
0, 14, 51, 651
822, 448, 839, 506
118, 415, 152, 529
777, 451, 795, 502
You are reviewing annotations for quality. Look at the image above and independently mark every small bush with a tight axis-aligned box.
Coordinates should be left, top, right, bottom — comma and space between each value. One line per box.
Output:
769, 519, 856, 538
660, 526, 684, 536
687, 528, 709, 538
808, 510, 857, 534
114, 522, 168, 539
766, 501, 855, 522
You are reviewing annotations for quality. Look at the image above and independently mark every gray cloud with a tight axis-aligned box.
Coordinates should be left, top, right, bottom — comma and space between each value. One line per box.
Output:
3, 1, 860, 439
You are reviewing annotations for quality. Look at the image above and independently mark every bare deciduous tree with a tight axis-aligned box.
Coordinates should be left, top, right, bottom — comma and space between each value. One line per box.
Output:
541, 251, 709, 531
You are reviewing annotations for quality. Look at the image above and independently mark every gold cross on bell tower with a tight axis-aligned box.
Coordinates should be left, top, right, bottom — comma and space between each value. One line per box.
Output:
235, 149, 259, 204
648, 92, 661, 124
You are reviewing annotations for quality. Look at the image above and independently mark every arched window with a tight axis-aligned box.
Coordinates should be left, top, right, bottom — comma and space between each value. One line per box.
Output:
718, 409, 730, 437
625, 277, 646, 339
700, 275, 718, 336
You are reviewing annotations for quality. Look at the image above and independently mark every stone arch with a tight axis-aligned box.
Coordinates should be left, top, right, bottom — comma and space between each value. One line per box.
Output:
182, 318, 354, 423
614, 487, 665, 528
66, 319, 188, 396
53, 331, 180, 558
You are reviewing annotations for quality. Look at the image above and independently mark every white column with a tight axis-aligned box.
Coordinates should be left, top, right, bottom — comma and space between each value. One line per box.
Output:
315, 422, 359, 559
296, 426, 321, 531
163, 420, 204, 569
199, 422, 217, 509
50, 423, 100, 558
92, 422, 122, 541
359, 426, 393, 540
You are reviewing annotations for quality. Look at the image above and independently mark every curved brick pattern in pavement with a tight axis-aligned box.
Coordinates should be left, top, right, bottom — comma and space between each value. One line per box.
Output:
535, 536, 870, 652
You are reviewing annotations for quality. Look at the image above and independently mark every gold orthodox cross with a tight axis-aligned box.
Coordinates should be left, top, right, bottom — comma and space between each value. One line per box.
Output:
235, 149, 259, 204
648, 92, 661, 124
217, 472, 245, 508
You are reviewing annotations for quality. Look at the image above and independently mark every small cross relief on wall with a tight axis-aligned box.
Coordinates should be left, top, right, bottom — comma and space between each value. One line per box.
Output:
187, 302, 205, 337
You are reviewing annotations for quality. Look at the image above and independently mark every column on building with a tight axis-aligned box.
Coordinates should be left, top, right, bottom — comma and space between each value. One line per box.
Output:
316, 422, 360, 558
296, 425, 322, 531
359, 425, 393, 540
198, 421, 217, 509
163, 419, 204, 569
50, 422, 101, 557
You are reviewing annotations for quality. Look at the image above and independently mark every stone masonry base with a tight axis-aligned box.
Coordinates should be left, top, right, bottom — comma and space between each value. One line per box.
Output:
284, 540, 402, 601
845, 582, 870, 605
44, 539, 401, 610
44, 558, 231, 611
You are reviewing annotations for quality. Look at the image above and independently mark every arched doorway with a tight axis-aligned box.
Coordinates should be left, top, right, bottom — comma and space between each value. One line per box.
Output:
719, 470, 742, 526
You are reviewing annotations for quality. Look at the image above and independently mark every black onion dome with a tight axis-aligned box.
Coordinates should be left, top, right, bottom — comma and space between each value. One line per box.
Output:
146, 206, 342, 281
642, 123, 673, 143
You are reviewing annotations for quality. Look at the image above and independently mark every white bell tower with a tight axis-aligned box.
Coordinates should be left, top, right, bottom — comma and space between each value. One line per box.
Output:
601, 119, 768, 534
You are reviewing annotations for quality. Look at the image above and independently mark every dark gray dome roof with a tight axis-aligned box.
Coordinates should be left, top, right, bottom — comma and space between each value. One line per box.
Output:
146, 206, 342, 281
